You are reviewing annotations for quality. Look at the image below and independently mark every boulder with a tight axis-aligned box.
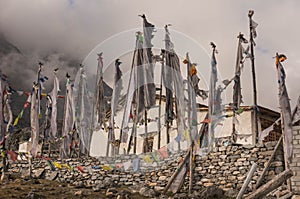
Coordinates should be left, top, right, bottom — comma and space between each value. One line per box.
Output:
199, 185, 225, 199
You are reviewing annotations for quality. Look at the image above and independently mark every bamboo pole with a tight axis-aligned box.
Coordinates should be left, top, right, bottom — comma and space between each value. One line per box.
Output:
255, 135, 282, 189
237, 163, 257, 199
248, 10, 259, 143
245, 169, 293, 199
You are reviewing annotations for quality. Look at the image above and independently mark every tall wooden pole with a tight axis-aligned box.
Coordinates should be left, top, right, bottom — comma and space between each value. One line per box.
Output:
248, 10, 259, 144
41, 96, 51, 155
174, 101, 180, 151
1, 136, 7, 180
157, 52, 164, 149
106, 127, 111, 157
163, 149, 191, 194
189, 142, 194, 195
133, 122, 138, 154
275, 53, 292, 191
144, 109, 149, 152
185, 52, 195, 195
119, 49, 137, 155
237, 163, 257, 199
60, 76, 69, 160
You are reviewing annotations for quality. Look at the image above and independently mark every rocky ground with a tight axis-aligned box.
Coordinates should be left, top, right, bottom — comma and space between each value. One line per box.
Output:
0, 175, 142, 199
0, 172, 233, 199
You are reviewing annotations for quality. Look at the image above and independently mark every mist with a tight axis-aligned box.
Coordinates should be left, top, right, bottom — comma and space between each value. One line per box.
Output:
0, 0, 299, 111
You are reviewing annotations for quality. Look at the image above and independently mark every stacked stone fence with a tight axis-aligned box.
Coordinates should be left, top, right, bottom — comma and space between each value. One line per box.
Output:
6, 141, 285, 196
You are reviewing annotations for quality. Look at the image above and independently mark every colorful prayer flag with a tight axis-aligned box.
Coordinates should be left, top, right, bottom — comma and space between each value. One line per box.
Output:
158, 146, 169, 159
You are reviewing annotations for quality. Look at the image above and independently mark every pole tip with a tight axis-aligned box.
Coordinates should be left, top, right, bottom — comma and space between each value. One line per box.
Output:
248, 10, 254, 17
210, 42, 216, 49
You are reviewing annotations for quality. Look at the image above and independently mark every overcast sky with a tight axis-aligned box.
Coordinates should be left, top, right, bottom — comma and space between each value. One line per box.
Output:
0, 0, 299, 111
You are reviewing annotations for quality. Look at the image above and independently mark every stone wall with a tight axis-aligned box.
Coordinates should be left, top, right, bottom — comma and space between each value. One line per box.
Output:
291, 126, 300, 193
7, 141, 285, 197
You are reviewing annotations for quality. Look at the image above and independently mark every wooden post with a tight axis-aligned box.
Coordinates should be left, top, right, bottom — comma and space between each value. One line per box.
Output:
119, 49, 137, 155
163, 149, 191, 194
1, 136, 7, 181
248, 10, 259, 143
41, 103, 50, 155
255, 135, 282, 189
174, 100, 180, 151
280, 114, 292, 191
144, 109, 149, 153
28, 153, 32, 179
245, 169, 293, 199
77, 136, 81, 158
189, 143, 194, 195
133, 125, 137, 154
237, 163, 257, 199
106, 127, 111, 157
166, 120, 170, 144
48, 142, 51, 157
127, 103, 138, 154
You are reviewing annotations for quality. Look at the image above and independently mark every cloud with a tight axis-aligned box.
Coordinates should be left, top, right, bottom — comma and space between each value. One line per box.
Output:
0, 0, 299, 110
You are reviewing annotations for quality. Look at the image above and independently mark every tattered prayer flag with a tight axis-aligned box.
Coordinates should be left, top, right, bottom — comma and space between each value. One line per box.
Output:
201, 118, 211, 124
143, 155, 153, 163
123, 161, 132, 171
53, 162, 62, 169
251, 19, 258, 39
50, 73, 60, 138
151, 151, 160, 162
225, 113, 234, 118
62, 164, 72, 170
92, 165, 100, 170
30, 85, 39, 157
276, 55, 293, 162
7, 150, 18, 161
235, 108, 245, 115
46, 159, 56, 171
77, 165, 85, 173
158, 146, 169, 159
116, 163, 123, 169
183, 129, 189, 140
101, 165, 113, 171
86, 166, 93, 174
13, 114, 21, 126
133, 158, 140, 172
190, 65, 197, 76
292, 95, 300, 125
